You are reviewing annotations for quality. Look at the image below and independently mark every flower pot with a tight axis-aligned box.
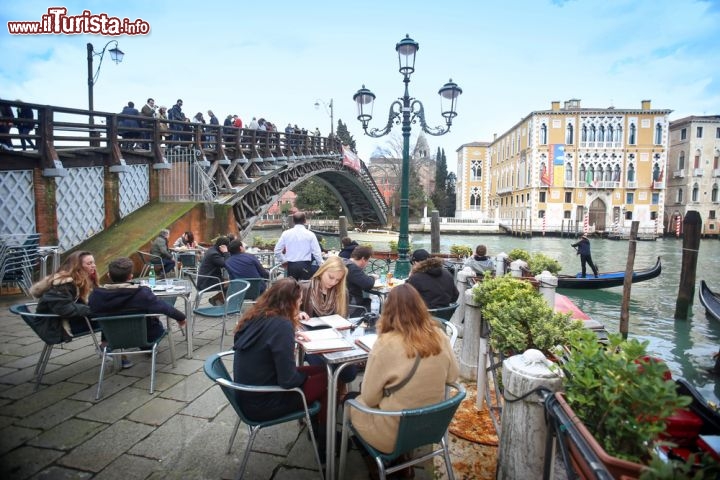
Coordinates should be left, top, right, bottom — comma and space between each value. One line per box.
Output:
554, 392, 646, 479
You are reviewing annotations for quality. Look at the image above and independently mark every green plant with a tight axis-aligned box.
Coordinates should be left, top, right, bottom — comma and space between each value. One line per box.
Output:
388, 240, 398, 253
639, 452, 720, 480
508, 248, 530, 262
562, 330, 692, 463
251, 236, 278, 250
527, 252, 562, 275
472, 276, 582, 354
450, 244, 472, 258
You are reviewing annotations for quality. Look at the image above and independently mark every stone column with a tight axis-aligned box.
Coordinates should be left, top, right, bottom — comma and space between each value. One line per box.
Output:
339, 216, 348, 239
497, 349, 564, 480
535, 271, 558, 308
495, 252, 508, 276
460, 288, 481, 381
430, 210, 440, 253
510, 259, 527, 277
454, 268, 475, 338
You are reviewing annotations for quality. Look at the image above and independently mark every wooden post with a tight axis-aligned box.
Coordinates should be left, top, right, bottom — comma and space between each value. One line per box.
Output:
430, 210, 440, 253
619, 221, 639, 338
338, 216, 348, 239
675, 211, 702, 320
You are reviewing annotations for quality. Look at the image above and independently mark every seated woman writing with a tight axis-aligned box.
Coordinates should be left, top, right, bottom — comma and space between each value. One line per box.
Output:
232, 278, 329, 455
348, 283, 459, 461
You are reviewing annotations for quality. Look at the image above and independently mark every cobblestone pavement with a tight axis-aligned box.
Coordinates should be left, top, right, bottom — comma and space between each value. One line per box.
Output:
0, 292, 462, 479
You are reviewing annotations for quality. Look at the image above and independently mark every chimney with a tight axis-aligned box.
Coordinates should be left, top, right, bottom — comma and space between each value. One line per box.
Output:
551, 101, 561, 111
493, 133, 497, 141
641, 99, 652, 110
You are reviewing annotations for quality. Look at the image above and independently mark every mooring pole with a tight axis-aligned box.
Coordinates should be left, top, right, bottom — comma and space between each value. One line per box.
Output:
430, 210, 440, 254
675, 211, 702, 320
619, 221, 639, 338
338, 216, 348, 239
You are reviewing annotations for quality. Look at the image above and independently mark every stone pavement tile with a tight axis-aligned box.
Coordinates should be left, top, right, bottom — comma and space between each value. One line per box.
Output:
2, 381, 87, 417
180, 383, 227, 419
0, 414, 15, 429
0, 366, 14, 377
77, 386, 156, 423
35, 356, 104, 387
0, 445, 64, 480
158, 357, 203, 376
57, 419, 155, 472
128, 413, 210, 463
32, 465, 94, 479
1, 340, 45, 357
132, 371, 185, 393
94, 454, 164, 480
27, 418, 106, 450
0, 353, 22, 364
159, 371, 212, 403
0, 362, 56, 386
69, 373, 137, 403
0, 382, 37, 400
16, 398, 92, 430
0, 424, 42, 455
128, 397, 186, 426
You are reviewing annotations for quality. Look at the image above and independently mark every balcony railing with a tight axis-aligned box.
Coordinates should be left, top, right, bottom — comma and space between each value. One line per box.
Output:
694, 168, 704, 177
653, 181, 665, 189
714, 168, 720, 177
564, 180, 575, 188
673, 170, 685, 178
626, 181, 637, 188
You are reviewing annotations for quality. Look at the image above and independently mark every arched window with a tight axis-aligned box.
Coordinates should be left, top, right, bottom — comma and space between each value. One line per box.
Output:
540, 123, 548, 145
655, 123, 663, 145
470, 187, 481, 209
614, 125, 622, 143
589, 125, 596, 142
694, 149, 701, 169
678, 188, 684, 203
629, 123, 637, 145
627, 164, 635, 182
471, 160, 482, 180
712, 184, 718, 203
565, 163, 573, 181
604, 165, 612, 181
692, 183, 699, 202
579, 164, 586, 184
566, 124, 574, 144
653, 163, 661, 181
613, 165, 621, 182
581, 125, 588, 142
608, 125, 614, 143
679, 151, 685, 170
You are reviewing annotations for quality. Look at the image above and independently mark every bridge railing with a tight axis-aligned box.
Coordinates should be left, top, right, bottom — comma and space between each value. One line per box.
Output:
0, 99, 344, 171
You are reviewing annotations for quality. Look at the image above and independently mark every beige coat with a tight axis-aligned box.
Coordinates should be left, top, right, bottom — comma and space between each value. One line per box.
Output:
350, 329, 459, 453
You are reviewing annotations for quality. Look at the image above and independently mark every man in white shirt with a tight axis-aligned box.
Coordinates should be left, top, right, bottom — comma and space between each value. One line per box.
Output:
274, 211, 324, 280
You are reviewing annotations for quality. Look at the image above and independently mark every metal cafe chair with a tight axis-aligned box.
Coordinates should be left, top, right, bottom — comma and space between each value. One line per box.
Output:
94, 313, 175, 400
192, 279, 250, 350
136, 251, 167, 279
204, 350, 324, 480
339, 382, 466, 480
9, 303, 101, 391
427, 302, 459, 321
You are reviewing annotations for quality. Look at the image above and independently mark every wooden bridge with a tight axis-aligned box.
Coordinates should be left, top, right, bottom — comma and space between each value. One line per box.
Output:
0, 99, 387, 250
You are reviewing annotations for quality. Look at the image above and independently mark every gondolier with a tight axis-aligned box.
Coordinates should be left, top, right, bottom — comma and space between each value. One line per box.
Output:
274, 211, 324, 280
571, 234, 599, 278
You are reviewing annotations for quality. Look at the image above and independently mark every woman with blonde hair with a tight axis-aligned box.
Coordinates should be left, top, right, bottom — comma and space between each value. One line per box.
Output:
30, 250, 99, 341
298, 255, 348, 319
349, 283, 459, 457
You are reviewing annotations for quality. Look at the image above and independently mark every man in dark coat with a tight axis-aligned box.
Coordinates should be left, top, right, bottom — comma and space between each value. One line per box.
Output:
406, 249, 459, 309
338, 237, 358, 259
197, 236, 231, 304
571, 234, 599, 278
344, 246, 376, 311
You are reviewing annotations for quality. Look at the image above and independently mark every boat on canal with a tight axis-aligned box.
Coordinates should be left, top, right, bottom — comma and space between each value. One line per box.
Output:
556, 257, 662, 290
699, 280, 720, 323
312, 227, 412, 244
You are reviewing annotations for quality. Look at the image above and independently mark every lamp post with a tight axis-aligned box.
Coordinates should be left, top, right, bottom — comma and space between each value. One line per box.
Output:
353, 34, 461, 278
314, 98, 334, 136
87, 40, 124, 127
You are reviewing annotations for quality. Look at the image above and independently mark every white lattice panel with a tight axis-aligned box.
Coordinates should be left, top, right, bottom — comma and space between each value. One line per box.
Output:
0, 170, 36, 236
56, 167, 104, 252
119, 164, 150, 217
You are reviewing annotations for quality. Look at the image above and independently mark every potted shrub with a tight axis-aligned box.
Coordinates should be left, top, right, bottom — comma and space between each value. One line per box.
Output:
450, 244, 472, 259
558, 328, 694, 477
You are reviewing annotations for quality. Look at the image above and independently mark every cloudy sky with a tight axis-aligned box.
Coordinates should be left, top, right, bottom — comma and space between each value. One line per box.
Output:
1, 0, 719, 171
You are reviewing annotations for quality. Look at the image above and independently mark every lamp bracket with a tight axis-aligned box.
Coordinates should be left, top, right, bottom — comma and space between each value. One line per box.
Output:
410, 100, 451, 137
364, 100, 402, 138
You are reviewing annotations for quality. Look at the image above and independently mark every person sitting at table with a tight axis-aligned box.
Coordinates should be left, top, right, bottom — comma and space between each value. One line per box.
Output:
225, 239, 269, 287
343, 246, 376, 312
406, 249, 459, 309
233, 277, 329, 458
298, 256, 358, 387
173, 231, 199, 249
338, 236, 358, 259
89, 257, 186, 366
197, 236, 231, 305
347, 283, 459, 472
464, 244, 495, 276
30, 250, 99, 342
150, 229, 176, 275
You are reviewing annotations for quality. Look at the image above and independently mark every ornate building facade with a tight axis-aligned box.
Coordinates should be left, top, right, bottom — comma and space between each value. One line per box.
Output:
666, 115, 720, 236
456, 99, 670, 235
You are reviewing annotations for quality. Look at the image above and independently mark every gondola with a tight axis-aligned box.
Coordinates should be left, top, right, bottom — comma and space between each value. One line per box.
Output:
556, 257, 661, 290
699, 280, 720, 323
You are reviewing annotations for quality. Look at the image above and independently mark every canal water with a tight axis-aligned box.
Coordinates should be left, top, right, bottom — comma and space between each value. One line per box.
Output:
251, 228, 720, 403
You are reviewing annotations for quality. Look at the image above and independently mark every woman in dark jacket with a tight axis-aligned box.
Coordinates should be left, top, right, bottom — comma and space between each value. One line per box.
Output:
406, 249, 459, 309
338, 237, 358, 259
30, 251, 99, 341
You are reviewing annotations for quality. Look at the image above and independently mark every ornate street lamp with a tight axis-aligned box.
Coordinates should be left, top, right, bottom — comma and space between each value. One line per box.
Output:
353, 34, 461, 278
314, 98, 334, 136
87, 40, 124, 126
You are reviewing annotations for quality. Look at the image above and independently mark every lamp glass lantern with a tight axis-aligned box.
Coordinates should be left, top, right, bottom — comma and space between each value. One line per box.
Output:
395, 34, 419, 76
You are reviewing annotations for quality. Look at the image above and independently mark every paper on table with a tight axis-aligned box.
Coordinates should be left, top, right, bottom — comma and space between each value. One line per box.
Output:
355, 333, 378, 352
300, 314, 352, 330
296, 329, 353, 353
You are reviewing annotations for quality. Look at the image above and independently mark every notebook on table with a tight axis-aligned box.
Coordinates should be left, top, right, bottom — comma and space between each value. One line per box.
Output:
296, 328, 354, 353
300, 314, 353, 330
354, 333, 378, 352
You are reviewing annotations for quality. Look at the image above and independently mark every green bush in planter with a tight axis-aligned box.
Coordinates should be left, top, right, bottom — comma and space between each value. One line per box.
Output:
472, 276, 582, 355
527, 252, 562, 275
562, 329, 691, 463
508, 248, 530, 262
450, 244, 472, 258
